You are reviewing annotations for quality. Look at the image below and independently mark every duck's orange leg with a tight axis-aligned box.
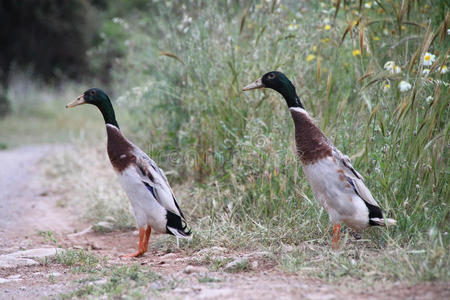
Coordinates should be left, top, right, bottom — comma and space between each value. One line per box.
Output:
143, 225, 152, 252
120, 228, 146, 258
332, 224, 341, 249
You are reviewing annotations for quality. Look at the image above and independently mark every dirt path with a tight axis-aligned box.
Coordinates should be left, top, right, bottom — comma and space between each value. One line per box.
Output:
0, 145, 448, 299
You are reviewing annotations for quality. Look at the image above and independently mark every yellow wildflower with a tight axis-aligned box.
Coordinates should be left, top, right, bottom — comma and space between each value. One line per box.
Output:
312, 45, 317, 52
352, 49, 361, 56
373, 36, 380, 41
324, 24, 331, 30
401, 25, 406, 30
321, 38, 330, 43
306, 54, 316, 62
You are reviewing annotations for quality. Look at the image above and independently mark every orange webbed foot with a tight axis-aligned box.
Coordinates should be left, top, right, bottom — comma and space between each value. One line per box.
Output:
119, 227, 148, 258
332, 224, 341, 249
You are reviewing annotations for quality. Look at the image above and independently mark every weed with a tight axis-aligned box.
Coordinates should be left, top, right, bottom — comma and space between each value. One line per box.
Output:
198, 276, 221, 283
39, 231, 58, 248
53, 249, 103, 273
59, 264, 166, 299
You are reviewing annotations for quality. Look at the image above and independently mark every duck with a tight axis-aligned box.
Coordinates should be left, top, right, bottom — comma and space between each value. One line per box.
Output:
66, 88, 191, 257
243, 71, 396, 248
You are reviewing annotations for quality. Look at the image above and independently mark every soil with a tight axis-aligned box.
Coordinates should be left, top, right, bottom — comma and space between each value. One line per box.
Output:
0, 145, 448, 299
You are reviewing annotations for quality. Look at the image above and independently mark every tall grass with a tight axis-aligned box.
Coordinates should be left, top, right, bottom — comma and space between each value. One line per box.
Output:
58, 0, 448, 282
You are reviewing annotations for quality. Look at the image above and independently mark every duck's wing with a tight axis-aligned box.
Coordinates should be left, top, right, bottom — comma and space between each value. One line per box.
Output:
133, 147, 185, 219
331, 146, 380, 208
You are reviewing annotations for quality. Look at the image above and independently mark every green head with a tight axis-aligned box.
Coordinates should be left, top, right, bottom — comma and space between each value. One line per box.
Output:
242, 71, 304, 108
66, 88, 119, 128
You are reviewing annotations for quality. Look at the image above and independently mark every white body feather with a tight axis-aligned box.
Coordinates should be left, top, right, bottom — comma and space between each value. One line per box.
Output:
302, 157, 370, 231
117, 166, 168, 232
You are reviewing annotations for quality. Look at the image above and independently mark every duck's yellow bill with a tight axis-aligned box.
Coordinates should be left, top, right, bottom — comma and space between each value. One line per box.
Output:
242, 78, 264, 91
66, 95, 85, 108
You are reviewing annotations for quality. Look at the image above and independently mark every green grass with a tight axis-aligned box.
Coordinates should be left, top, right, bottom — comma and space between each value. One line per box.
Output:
4, 0, 448, 294
56, 259, 169, 299
49, 249, 173, 299
53, 249, 104, 273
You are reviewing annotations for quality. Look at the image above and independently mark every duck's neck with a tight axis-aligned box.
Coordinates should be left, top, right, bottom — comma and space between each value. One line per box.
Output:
97, 100, 119, 128
277, 82, 304, 109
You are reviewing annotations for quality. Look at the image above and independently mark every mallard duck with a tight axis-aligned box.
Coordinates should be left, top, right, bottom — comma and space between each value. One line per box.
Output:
243, 71, 396, 248
66, 88, 191, 257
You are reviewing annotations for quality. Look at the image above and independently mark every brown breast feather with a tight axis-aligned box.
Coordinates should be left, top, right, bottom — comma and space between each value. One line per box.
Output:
106, 125, 136, 173
290, 109, 332, 164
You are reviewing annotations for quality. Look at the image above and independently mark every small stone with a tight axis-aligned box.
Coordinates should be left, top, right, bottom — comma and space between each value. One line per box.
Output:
251, 261, 259, 269
161, 253, 177, 260
49, 272, 62, 277
104, 216, 116, 223
89, 243, 102, 250
224, 257, 249, 272
94, 278, 107, 285
68, 226, 92, 237
183, 265, 209, 274
0, 248, 57, 268
94, 221, 113, 232
197, 246, 227, 256
244, 251, 271, 259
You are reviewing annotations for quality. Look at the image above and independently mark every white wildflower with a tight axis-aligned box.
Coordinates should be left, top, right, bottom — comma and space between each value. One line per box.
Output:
288, 23, 299, 31
422, 69, 430, 75
425, 96, 433, 104
384, 61, 395, 70
437, 65, 448, 74
422, 52, 436, 66
393, 65, 401, 74
384, 61, 401, 74
399, 80, 412, 92
112, 17, 129, 30
364, 2, 372, 8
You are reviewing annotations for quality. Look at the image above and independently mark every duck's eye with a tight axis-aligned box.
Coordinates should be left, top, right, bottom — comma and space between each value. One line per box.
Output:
267, 73, 275, 79
90, 90, 95, 96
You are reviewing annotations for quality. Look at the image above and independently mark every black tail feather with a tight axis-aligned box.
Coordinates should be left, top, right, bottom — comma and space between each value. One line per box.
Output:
364, 201, 384, 226
166, 210, 191, 237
